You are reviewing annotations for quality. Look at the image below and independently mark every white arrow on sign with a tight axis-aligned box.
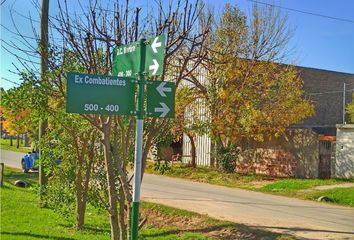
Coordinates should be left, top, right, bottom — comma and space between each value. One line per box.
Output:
154, 102, 170, 117
156, 82, 172, 97
149, 59, 159, 75
151, 37, 162, 53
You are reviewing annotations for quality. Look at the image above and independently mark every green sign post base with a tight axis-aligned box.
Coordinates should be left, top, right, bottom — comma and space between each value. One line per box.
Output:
131, 202, 140, 240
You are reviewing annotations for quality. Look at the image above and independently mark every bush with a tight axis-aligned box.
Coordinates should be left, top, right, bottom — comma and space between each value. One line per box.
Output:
215, 146, 238, 173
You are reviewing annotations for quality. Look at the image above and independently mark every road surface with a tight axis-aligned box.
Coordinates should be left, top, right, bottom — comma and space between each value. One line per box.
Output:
141, 175, 354, 240
2, 150, 354, 239
1, 150, 23, 169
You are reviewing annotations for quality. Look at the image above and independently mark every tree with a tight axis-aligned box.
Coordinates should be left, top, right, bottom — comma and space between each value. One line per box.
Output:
172, 87, 208, 167
3, 0, 211, 239
42, 108, 100, 230
1, 85, 34, 148
184, 4, 314, 168
211, 5, 313, 144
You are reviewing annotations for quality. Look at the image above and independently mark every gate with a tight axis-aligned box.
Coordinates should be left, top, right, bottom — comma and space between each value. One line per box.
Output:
318, 140, 334, 179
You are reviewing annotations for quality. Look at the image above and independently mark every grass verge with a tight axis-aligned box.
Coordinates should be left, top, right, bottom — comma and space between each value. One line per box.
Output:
146, 162, 354, 207
1, 167, 296, 240
303, 187, 354, 207
0, 138, 30, 153
145, 162, 274, 189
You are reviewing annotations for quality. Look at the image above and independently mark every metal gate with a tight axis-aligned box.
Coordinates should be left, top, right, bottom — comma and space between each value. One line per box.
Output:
318, 140, 333, 179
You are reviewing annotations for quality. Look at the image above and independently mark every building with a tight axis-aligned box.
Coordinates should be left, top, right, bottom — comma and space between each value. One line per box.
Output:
182, 66, 354, 178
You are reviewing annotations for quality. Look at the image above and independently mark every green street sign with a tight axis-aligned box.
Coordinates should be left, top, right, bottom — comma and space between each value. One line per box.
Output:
146, 81, 175, 118
112, 41, 140, 77
66, 72, 135, 115
112, 35, 165, 77
144, 35, 165, 76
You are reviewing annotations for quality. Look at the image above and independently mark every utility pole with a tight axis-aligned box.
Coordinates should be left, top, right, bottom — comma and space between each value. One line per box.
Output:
343, 82, 346, 124
39, 0, 49, 200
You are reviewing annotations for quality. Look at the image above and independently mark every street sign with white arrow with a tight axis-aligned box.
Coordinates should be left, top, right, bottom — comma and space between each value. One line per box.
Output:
147, 80, 175, 118
112, 35, 165, 77
144, 35, 165, 76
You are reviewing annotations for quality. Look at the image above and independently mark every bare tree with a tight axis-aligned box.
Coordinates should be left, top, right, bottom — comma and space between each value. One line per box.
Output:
2, 0, 211, 239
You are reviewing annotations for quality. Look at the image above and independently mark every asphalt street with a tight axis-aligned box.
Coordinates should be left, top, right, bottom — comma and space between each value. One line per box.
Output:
2, 149, 354, 239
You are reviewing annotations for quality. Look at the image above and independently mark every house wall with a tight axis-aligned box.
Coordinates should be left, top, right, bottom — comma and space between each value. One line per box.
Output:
335, 124, 354, 179
237, 129, 319, 178
182, 133, 211, 166
183, 129, 320, 178
181, 66, 353, 177
295, 67, 354, 129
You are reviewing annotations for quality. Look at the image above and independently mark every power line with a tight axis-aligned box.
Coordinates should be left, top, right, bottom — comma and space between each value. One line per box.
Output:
247, 0, 354, 24
1, 77, 21, 86
307, 89, 354, 96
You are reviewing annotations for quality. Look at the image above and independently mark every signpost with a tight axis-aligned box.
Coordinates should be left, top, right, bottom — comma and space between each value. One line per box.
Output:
147, 81, 175, 118
112, 35, 165, 77
66, 72, 135, 115
66, 34, 175, 240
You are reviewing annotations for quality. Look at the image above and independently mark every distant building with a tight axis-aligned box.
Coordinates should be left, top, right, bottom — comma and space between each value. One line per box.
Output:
293, 67, 354, 135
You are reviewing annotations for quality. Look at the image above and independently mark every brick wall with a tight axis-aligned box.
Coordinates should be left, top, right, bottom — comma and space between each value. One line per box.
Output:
236, 129, 320, 178
237, 148, 297, 177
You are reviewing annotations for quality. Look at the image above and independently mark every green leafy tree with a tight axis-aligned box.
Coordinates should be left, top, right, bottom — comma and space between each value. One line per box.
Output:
172, 87, 208, 167
1, 83, 35, 148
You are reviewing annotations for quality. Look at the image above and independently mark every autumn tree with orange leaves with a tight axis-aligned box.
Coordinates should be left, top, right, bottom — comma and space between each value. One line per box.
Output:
208, 5, 314, 146
184, 4, 314, 170
1, 85, 33, 148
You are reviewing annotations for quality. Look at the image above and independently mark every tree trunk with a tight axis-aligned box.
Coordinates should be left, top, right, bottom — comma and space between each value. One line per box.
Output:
76, 191, 85, 230
77, 137, 95, 230
24, 134, 30, 147
118, 187, 127, 240
187, 134, 197, 168
102, 128, 120, 240
10, 137, 13, 146
16, 135, 20, 149
75, 154, 85, 230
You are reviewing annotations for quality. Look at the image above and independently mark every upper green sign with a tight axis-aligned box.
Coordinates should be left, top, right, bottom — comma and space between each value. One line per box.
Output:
146, 81, 175, 118
66, 72, 135, 115
112, 35, 165, 77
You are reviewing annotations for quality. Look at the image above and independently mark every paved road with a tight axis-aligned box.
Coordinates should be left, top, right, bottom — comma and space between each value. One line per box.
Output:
2, 150, 354, 239
0, 150, 23, 169
141, 174, 354, 240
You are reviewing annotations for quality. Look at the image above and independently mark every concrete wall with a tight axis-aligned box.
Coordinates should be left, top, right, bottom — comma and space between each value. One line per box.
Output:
335, 124, 354, 179
296, 67, 354, 128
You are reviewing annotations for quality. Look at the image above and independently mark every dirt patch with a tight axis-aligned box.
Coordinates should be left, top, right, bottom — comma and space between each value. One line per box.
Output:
247, 180, 275, 188
141, 208, 204, 230
312, 183, 354, 190
140, 207, 296, 240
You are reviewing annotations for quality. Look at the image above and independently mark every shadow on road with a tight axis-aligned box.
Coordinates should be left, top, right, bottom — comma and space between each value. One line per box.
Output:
141, 222, 297, 240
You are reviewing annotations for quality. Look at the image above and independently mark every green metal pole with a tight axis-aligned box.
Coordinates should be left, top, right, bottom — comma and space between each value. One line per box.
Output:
131, 38, 146, 240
